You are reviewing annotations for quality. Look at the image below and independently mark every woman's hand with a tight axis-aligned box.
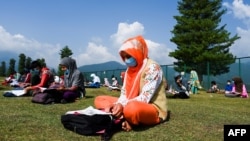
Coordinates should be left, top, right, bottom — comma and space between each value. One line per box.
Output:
111, 103, 123, 118
57, 86, 65, 91
103, 104, 114, 113
24, 86, 33, 94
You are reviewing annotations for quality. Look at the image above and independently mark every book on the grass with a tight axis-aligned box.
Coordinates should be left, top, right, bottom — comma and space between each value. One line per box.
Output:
4, 90, 26, 96
4, 86, 58, 97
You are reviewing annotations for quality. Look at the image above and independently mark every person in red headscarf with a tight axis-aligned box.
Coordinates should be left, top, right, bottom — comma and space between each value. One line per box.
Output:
94, 35, 168, 131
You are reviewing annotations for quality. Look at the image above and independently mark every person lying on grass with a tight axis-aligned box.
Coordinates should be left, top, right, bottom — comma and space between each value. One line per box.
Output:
94, 35, 168, 131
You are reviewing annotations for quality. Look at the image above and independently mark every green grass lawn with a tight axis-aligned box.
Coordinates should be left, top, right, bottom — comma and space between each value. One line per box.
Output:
0, 79, 250, 141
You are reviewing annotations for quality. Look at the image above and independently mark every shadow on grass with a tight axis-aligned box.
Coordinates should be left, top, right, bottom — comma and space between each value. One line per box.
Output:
84, 95, 94, 99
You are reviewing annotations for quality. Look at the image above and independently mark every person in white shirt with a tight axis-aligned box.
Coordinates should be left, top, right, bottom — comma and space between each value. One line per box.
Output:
108, 76, 120, 91
88, 73, 101, 88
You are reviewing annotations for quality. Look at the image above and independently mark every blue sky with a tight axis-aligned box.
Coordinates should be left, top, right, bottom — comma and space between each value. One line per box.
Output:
0, 0, 249, 69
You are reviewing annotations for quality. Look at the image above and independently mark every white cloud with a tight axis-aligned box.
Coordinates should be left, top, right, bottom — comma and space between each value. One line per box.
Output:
110, 22, 145, 47
223, 0, 250, 58
0, 21, 176, 70
231, 0, 250, 20
231, 27, 250, 57
76, 21, 175, 67
76, 42, 117, 66
109, 21, 175, 65
0, 25, 62, 68
146, 40, 175, 65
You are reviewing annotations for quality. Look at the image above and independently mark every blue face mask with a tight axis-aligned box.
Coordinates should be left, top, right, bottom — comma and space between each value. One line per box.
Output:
64, 69, 69, 75
125, 57, 137, 67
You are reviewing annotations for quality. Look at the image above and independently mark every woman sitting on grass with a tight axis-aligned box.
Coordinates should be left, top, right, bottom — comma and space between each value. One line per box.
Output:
206, 81, 219, 93
225, 77, 248, 98
56, 57, 86, 103
23, 60, 54, 95
86, 73, 101, 88
94, 35, 168, 131
166, 73, 190, 99
108, 76, 120, 91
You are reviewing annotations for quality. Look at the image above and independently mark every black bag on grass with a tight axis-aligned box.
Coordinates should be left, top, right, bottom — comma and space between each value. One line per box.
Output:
31, 88, 63, 104
61, 114, 122, 141
31, 92, 54, 104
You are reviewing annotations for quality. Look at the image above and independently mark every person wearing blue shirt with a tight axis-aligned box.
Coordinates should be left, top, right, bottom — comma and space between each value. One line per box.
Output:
224, 80, 233, 94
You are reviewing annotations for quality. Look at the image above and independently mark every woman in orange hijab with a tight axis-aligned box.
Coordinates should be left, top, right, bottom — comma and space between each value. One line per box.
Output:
94, 35, 168, 131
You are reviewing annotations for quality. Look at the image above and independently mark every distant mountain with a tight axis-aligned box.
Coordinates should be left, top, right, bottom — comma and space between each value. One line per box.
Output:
0, 51, 19, 62
78, 61, 126, 72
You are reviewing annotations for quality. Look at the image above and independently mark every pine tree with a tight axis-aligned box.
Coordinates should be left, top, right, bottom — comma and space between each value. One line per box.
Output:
18, 53, 26, 74
169, 0, 240, 76
7, 58, 16, 76
57, 45, 73, 76
0, 61, 6, 76
59, 45, 73, 58
25, 57, 32, 70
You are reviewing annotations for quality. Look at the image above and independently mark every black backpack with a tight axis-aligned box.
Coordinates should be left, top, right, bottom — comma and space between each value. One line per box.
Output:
31, 89, 63, 104
61, 114, 123, 141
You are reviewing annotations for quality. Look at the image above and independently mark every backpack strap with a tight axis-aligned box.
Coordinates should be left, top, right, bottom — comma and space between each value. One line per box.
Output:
101, 117, 124, 141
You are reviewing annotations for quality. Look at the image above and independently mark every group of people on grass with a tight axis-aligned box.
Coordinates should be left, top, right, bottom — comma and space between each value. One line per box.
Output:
1, 35, 169, 132
165, 69, 203, 99
206, 78, 248, 98
85, 73, 121, 91
1, 70, 31, 87
165, 68, 249, 99
85, 73, 122, 91
1, 35, 248, 134
3, 57, 86, 103
102, 75, 121, 91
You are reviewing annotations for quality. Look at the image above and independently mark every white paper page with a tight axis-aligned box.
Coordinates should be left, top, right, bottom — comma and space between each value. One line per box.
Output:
65, 106, 111, 115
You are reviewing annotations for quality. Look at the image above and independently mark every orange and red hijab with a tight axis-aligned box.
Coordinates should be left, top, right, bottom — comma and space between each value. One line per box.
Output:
119, 35, 149, 99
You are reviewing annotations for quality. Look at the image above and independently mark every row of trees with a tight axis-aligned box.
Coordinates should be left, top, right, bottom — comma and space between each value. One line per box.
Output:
0, 46, 73, 77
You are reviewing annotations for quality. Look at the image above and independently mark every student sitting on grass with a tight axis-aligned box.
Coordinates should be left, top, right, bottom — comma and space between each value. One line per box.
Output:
108, 76, 120, 91
3, 61, 52, 97
10, 69, 32, 88
56, 57, 86, 103
166, 73, 190, 99
224, 80, 233, 94
1, 71, 16, 86
23, 60, 54, 95
102, 78, 110, 87
225, 77, 248, 98
85, 73, 101, 88
94, 35, 168, 131
206, 81, 219, 93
